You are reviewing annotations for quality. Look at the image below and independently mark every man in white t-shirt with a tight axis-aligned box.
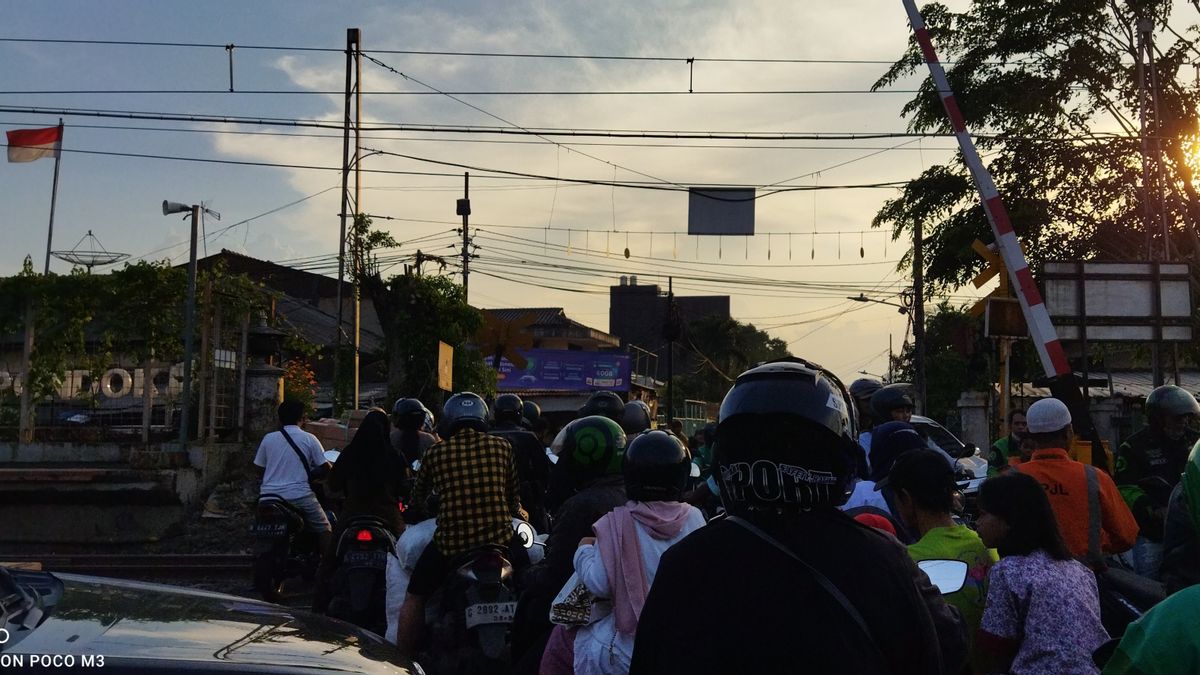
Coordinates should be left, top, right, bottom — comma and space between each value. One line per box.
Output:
254, 399, 333, 556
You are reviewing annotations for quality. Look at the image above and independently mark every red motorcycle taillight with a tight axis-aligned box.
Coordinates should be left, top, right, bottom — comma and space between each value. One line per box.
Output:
356, 529, 373, 542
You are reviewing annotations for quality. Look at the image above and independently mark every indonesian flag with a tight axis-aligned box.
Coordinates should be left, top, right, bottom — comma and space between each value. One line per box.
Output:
6, 126, 62, 163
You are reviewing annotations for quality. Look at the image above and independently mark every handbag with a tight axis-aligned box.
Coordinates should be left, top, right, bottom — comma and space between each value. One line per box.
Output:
280, 427, 329, 481
549, 571, 612, 626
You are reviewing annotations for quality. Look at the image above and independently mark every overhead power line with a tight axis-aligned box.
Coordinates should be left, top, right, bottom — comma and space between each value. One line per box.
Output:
0, 105, 1142, 142
0, 88, 936, 96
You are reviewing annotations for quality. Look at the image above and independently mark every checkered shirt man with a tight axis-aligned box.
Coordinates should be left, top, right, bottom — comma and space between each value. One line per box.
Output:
409, 426, 526, 556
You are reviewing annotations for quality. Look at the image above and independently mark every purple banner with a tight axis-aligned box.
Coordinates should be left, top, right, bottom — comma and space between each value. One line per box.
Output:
495, 349, 630, 392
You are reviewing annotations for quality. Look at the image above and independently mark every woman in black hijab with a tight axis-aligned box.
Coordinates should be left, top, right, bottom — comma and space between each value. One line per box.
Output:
328, 409, 406, 534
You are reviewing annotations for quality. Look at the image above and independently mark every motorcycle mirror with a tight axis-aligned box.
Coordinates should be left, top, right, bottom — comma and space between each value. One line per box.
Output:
689, 462, 701, 478
515, 521, 536, 549
917, 559, 969, 595
323, 449, 341, 464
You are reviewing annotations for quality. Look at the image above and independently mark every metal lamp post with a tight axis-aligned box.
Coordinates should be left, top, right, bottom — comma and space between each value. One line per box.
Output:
163, 200, 200, 446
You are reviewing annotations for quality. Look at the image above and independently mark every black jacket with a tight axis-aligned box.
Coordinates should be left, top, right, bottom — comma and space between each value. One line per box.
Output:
630, 511, 967, 675
491, 423, 553, 531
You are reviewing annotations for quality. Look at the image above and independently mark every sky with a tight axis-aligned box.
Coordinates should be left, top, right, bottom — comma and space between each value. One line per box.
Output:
0, 0, 996, 384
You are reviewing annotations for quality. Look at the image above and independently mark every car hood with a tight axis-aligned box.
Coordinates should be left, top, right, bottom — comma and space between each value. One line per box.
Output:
9, 573, 416, 673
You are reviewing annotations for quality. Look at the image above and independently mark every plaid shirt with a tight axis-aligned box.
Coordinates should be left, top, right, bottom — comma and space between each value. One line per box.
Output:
410, 427, 526, 556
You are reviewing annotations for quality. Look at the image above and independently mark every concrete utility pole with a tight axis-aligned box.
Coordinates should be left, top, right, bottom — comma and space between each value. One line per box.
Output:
458, 172, 471, 301
913, 218, 927, 415
334, 27, 360, 413
352, 29, 363, 410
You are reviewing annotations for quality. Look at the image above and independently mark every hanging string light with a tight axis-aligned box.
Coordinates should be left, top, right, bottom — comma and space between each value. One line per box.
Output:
860, 231, 865, 258
673, 232, 678, 259
624, 231, 630, 259
767, 233, 772, 260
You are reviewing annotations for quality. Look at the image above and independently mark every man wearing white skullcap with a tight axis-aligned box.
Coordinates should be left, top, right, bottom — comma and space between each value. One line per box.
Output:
1014, 398, 1138, 565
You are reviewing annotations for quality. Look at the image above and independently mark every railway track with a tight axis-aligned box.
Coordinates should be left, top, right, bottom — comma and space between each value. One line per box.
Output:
2, 553, 255, 577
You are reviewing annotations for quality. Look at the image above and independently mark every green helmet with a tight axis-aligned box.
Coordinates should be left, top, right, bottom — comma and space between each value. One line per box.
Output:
551, 415, 627, 486
1146, 385, 1200, 418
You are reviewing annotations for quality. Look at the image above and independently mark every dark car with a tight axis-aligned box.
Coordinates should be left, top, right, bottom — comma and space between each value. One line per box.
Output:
1, 567, 420, 673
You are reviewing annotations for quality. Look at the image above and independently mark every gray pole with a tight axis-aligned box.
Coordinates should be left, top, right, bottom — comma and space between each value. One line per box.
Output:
42, 119, 64, 275
667, 276, 674, 424
461, 172, 470, 301
333, 28, 358, 414
352, 30, 363, 410
178, 204, 200, 446
913, 218, 927, 415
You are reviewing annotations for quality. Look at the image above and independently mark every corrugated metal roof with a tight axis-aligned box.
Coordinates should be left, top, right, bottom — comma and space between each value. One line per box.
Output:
1013, 371, 1200, 399
276, 295, 385, 353
484, 307, 570, 326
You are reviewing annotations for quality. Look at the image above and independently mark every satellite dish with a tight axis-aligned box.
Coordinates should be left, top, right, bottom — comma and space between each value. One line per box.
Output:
50, 230, 129, 273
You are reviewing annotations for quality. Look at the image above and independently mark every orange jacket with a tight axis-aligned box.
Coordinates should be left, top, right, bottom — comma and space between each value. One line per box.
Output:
1015, 448, 1139, 558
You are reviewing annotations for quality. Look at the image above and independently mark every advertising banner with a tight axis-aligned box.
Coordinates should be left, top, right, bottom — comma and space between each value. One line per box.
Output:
494, 349, 630, 392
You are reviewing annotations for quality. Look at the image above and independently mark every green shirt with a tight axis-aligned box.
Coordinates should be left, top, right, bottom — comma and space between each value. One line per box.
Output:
908, 524, 999, 673
1103, 585, 1200, 675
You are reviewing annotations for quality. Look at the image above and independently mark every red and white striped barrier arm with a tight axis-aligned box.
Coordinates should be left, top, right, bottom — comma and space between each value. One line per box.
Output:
901, 0, 1071, 377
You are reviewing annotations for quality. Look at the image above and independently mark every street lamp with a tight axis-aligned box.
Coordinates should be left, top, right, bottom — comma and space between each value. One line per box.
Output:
847, 293, 909, 314
162, 200, 219, 446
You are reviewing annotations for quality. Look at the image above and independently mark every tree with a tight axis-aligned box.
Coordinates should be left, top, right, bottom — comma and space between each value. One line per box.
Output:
352, 215, 495, 410
892, 302, 996, 422
874, 1, 1200, 294
672, 315, 792, 403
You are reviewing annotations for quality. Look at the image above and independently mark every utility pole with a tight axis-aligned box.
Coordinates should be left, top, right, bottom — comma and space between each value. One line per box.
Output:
666, 276, 675, 424
1136, 19, 1164, 388
333, 28, 360, 414
352, 29, 363, 410
178, 204, 200, 446
457, 172, 471, 301
913, 219, 927, 415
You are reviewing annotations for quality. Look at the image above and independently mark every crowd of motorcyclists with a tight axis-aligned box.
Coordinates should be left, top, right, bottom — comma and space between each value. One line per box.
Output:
250, 356, 1200, 674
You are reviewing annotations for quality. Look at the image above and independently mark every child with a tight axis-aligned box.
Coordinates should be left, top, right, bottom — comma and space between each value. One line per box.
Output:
975, 472, 1109, 674
880, 448, 997, 672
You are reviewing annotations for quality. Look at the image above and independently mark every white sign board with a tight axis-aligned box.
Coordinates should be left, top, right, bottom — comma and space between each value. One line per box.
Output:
1043, 262, 1192, 342
687, 188, 755, 236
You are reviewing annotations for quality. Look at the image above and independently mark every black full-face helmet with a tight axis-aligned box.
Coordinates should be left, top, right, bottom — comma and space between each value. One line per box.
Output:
439, 392, 489, 437
624, 430, 691, 502
579, 390, 625, 422
493, 393, 524, 424
714, 358, 858, 514
522, 400, 542, 427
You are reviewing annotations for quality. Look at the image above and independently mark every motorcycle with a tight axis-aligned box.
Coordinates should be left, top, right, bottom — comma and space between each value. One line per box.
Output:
399, 520, 539, 675
325, 514, 397, 635
249, 449, 340, 603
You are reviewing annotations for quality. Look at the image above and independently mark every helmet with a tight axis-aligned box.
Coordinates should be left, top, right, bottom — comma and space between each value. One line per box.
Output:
621, 400, 653, 435
439, 392, 489, 437
552, 415, 627, 486
700, 422, 718, 444
522, 400, 542, 426
493, 393, 524, 424
848, 377, 883, 402
624, 430, 691, 502
1146, 385, 1200, 418
870, 383, 915, 420
392, 398, 429, 431
579, 390, 625, 422
714, 358, 858, 513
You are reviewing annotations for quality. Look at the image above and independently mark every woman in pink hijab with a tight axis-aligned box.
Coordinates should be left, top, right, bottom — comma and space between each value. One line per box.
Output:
541, 430, 706, 675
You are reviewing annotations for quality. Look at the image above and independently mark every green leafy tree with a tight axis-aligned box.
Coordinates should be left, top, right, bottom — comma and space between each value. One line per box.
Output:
874, 1, 1200, 293
673, 315, 791, 404
892, 302, 997, 422
351, 215, 495, 409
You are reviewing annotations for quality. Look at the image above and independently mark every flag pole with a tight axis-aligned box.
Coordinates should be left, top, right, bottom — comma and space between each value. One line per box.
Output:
42, 119, 63, 275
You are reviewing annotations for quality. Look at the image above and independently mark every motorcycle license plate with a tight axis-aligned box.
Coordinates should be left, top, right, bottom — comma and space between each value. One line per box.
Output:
344, 550, 387, 569
250, 522, 288, 537
465, 601, 517, 629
